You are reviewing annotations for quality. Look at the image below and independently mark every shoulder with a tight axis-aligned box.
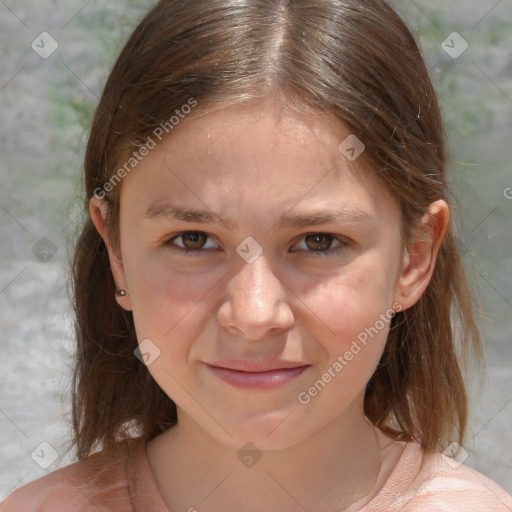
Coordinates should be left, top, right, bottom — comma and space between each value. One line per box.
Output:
0, 438, 142, 512
398, 449, 512, 512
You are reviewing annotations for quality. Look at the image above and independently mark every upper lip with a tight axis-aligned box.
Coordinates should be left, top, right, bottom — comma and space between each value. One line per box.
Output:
207, 360, 310, 372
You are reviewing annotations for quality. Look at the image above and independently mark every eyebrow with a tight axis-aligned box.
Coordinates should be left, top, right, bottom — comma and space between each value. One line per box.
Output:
144, 203, 373, 230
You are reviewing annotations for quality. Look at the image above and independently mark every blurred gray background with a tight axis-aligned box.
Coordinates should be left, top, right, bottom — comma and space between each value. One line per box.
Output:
1, 0, 511, 500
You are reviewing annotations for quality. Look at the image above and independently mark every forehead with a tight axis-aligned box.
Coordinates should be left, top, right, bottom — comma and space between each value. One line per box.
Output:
183, 103, 341, 143
118, 103, 400, 226
162, 103, 348, 167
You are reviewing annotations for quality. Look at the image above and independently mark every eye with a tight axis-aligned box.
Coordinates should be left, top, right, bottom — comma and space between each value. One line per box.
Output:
164, 231, 350, 256
165, 231, 219, 252
291, 233, 350, 256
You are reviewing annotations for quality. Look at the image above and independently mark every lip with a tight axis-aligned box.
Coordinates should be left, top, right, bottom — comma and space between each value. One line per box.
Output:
205, 360, 310, 390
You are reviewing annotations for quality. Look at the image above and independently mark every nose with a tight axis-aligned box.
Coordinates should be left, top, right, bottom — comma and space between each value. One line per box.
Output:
217, 254, 294, 340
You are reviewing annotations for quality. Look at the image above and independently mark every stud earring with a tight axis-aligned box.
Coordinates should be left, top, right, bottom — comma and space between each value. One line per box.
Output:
116, 289, 127, 297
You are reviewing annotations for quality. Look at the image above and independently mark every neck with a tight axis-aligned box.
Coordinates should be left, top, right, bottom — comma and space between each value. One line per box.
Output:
147, 400, 395, 512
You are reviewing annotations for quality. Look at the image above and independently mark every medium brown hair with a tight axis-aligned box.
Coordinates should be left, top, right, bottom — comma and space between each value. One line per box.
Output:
71, 0, 483, 460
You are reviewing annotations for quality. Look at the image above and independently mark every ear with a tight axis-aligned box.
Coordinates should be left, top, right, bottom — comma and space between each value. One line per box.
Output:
393, 199, 450, 311
89, 196, 132, 311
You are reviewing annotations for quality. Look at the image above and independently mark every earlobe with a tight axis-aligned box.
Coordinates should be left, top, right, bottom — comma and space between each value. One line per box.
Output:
394, 200, 450, 310
89, 196, 133, 311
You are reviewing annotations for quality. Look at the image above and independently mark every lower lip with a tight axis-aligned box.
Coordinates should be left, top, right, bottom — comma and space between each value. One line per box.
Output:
206, 364, 309, 390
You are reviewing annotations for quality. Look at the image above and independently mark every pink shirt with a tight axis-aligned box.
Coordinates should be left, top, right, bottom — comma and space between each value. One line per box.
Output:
1, 436, 511, 511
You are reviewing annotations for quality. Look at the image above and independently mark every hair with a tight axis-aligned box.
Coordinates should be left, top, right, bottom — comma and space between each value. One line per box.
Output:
71, 0, 483, 461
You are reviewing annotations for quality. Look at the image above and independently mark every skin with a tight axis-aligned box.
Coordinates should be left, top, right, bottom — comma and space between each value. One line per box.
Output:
90, 102, 449, 512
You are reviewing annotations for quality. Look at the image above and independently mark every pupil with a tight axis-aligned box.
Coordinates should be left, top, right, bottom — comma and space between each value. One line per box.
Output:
185, 232, 204, 249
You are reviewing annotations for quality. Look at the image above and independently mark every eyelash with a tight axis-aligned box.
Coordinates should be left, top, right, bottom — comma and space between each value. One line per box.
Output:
164, 231, 350, 256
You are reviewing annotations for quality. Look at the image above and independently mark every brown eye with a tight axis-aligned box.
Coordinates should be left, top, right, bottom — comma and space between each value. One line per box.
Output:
304, 234, 334, 251
181, 232, 207, 250
292, 233, 349, 256
166, 231, 218, 252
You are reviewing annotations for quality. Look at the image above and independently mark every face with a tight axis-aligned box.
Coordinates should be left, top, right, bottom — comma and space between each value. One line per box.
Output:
96, 104, 416, 450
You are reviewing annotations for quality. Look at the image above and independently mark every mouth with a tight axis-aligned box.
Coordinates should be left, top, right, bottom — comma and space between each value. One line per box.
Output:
205, 360, 310, 390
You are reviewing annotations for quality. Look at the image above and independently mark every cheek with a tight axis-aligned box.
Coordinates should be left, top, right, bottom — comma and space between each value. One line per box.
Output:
309, 263, 396, 336
298, 262, 399, 395
124, 247, 220, 339
295, 275, 395, 412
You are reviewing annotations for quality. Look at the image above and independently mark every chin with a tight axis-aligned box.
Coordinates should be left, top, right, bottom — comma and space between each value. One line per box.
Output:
205, 411, 312, 452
